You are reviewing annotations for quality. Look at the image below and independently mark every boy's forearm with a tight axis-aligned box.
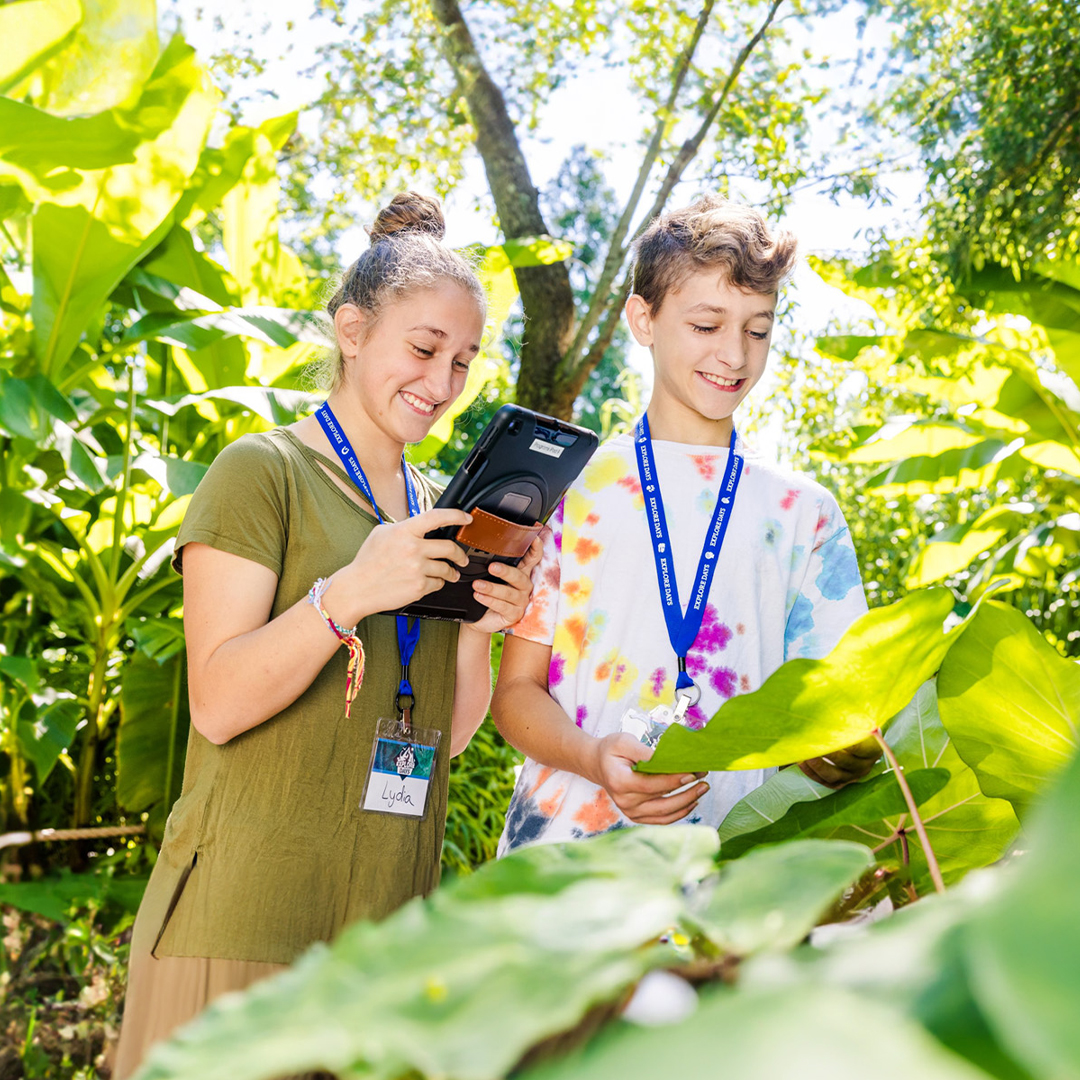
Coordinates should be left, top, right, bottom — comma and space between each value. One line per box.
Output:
491, 674, 602, 785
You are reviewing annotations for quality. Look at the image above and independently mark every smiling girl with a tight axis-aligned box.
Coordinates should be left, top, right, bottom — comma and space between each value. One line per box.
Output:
114, 193, 539, 1076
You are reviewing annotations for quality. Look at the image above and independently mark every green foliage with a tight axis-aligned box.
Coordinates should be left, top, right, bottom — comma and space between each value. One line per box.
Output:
640, 587, 959, 773
873, 0, 1080, 275
938, 601, 1079, 821
797, 249, 1080, 653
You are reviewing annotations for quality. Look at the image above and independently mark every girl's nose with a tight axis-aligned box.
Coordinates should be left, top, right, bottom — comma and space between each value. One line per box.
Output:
424, 360, 456, 402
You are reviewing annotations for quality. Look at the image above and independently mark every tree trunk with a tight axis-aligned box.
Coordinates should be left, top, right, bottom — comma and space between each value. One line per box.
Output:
427, 0, 579, 418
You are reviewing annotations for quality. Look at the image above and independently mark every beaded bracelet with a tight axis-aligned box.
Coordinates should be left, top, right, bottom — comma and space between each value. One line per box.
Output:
308, 576, 365, 718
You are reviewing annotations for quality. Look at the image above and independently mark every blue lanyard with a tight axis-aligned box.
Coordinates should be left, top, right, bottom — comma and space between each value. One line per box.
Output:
315, 402, 421, 707
634, 414, 744, 697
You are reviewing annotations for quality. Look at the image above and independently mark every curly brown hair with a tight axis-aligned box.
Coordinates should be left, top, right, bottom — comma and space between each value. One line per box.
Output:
631, 195, 798, 313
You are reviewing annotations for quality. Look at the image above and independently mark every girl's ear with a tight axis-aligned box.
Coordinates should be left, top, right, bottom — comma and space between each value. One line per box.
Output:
624, 294, 655, 347
333, 304, 366, 359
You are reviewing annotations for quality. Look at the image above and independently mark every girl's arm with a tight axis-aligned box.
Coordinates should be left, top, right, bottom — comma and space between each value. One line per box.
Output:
184, 508, 473, 745
448, 540, 544, 756
491, 635, 708, 825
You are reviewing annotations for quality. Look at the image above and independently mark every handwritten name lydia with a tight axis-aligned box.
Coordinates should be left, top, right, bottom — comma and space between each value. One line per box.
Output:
381, 780, 415, 808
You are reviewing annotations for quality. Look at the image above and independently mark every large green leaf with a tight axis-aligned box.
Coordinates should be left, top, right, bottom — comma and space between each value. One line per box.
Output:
938, 600, 1079, 820
0, 868, 147, 923
30, 37, 218, 378
639, 589, 958, 774
717, 769, 949, 862
142, 386, 319, 425
844, 418, 984, 465
136, 827, 717, 1080
525, 985, 994, 1080
964, 744, 1080, 1080
121, 307, 315, 352
0, 98, 144, 186
16, 697, 80, 783
689, 840, 873, 955
905, 506, 1028, 588
840, 684, 1020, 892
116, 650, 189, 832
19, 0, 159, 117
865, 439, 1020, 497
135, 225, 239, 308
0, 0, 82, 94
716, 683, 1020, 893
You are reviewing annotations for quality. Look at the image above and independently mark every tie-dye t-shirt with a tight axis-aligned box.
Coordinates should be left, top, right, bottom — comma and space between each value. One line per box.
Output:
498, 430, 867, 854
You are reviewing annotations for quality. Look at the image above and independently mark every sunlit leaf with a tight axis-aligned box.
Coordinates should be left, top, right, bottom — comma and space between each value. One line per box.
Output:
0, 0, 81, 94
137, 827, 717, 1080
938, 601, 1079, 820
21, 0, 158, 117
640, 589, 959, 774
30, 37, 219, 377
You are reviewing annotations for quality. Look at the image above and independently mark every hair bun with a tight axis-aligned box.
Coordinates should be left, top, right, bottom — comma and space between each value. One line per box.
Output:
369, 192, 446, 242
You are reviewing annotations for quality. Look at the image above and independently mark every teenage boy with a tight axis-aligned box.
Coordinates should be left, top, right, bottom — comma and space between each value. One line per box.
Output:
492, 196, 878, 853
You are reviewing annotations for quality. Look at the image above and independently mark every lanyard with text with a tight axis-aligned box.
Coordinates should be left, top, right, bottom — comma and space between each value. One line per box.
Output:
634, 413, 744, 712
315, 402, 421, 727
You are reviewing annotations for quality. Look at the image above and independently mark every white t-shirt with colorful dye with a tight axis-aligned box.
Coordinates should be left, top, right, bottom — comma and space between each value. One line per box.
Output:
498, 430, 867, 854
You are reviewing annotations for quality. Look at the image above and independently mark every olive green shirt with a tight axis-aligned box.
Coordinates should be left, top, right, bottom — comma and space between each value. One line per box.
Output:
132, 429, 459, 964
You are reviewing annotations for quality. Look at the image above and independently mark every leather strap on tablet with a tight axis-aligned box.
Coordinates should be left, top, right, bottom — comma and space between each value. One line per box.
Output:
456, 508, 542, 559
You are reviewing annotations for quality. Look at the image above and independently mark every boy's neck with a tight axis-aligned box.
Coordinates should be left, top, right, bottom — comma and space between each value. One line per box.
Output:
645, 402, 735, 447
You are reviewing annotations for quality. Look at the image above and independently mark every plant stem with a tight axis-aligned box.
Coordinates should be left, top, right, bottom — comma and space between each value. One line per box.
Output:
873, 730, 945, 895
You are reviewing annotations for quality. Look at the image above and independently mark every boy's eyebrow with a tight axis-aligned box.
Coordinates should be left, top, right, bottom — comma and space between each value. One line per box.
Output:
685, 303, 775, 321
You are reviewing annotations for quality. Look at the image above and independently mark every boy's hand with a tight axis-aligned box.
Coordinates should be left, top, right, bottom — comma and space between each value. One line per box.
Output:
798, 733, 881, 789
592, 733, 709, 825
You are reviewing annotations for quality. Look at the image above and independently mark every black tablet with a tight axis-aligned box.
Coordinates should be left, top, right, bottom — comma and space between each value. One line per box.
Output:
387, 404, 599, 622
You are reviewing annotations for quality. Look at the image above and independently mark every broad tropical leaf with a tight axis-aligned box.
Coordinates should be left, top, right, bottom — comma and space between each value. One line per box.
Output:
938, 600, 1079, 820
717, 769, 949, 862
136, 827, 718, 1080
640, 589, 958, 774
30, 37, 218, 377
690, 840, 873, 955
0, 0, 81, 94
526, 985, 994, 1080
116, 651, 189, 833
964, 744, 1080, 1080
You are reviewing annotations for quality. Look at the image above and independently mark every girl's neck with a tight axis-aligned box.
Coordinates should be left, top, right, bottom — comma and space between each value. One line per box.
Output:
323, 392, 406, 483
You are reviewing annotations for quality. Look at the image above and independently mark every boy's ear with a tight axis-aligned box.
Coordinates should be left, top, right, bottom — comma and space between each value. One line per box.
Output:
624, 294, 655, 347
334, 303, 367, 359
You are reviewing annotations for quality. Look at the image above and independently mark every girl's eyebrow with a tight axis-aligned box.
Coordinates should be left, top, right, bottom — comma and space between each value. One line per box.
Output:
408, 323, 481, 356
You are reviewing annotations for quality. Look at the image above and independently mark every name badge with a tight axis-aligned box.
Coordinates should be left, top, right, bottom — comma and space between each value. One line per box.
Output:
361, 718, 441, 819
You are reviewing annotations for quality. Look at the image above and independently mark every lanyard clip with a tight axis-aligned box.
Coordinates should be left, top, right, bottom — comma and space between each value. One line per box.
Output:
395, 665, 415, 732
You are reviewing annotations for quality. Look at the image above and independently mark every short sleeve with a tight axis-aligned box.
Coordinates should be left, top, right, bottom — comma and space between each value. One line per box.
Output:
172, 435, 289, 578
784, 494, 868, 661
506, 514, 562, 646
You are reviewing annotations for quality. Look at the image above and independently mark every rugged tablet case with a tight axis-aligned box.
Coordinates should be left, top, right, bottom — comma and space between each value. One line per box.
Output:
386, 404, 599, 623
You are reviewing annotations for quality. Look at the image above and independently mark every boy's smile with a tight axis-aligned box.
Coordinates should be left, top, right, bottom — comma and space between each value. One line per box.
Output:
625, 271, 776, 445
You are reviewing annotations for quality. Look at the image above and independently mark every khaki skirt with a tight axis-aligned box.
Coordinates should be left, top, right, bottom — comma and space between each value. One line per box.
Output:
113, 947, 286, 1079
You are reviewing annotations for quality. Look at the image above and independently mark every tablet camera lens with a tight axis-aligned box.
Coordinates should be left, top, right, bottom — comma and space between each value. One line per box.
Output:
508, 419, 523, 435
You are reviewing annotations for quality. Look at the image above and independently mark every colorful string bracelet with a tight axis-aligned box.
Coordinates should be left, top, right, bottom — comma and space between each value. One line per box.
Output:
307, 576, 365, 718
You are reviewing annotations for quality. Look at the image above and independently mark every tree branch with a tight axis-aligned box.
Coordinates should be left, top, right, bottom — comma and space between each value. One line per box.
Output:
564, 0, 718, 368
564, 0, 787, 387
427, 0, 577, 413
